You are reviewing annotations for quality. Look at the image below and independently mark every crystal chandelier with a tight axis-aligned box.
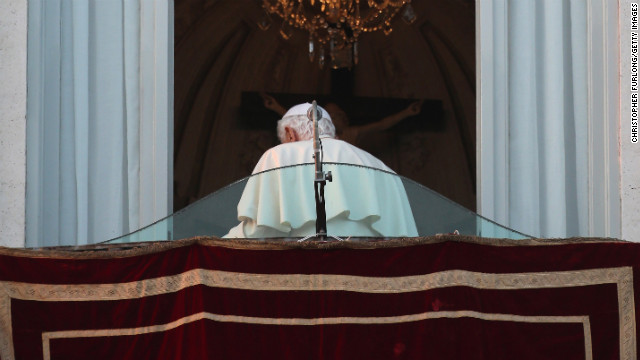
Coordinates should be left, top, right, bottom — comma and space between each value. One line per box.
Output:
259, 0, 416, 69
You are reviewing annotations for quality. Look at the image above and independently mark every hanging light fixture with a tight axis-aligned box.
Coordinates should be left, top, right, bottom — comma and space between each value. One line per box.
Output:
259, 0, 416, 69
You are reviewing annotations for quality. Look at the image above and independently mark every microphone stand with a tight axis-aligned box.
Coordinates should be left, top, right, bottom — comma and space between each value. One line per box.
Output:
298, 101, 343, 242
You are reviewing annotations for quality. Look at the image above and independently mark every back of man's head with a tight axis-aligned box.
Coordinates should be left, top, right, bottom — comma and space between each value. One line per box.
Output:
277, 103, 336, 143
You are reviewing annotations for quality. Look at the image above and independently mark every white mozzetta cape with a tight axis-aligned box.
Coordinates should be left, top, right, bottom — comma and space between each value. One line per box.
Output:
224, 139, 418, 238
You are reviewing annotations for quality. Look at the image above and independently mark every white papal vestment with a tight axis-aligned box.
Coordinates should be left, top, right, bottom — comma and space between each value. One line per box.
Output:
224, 138, 418, 238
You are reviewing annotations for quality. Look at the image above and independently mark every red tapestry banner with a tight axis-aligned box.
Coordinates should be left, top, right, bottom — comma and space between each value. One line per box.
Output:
0, 236, 637, 359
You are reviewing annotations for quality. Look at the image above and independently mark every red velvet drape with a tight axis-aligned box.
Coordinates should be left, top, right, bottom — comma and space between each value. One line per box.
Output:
0, 236, 636, 359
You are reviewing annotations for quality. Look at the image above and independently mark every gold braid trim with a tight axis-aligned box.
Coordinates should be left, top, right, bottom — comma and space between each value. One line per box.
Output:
42, 312, 592, 360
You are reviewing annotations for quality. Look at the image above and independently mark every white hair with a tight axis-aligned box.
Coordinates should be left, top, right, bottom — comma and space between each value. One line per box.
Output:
276, 108, 336, 143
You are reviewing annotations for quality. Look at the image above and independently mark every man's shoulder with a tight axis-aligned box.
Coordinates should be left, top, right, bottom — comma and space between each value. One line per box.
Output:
253, 138, 393, 173
252, 141, 313, 173
322, 139, 393, 172
265, 140, 313, 159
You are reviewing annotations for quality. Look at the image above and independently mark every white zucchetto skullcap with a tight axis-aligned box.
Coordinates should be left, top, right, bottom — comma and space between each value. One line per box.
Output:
282, 103, 332, 122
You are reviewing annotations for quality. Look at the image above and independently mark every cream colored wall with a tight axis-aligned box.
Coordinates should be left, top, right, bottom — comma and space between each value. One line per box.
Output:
620, 0, 640, 242
0, 0, 27, 248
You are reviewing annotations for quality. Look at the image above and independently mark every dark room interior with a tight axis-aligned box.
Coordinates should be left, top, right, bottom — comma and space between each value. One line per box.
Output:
173, 0, 476, 212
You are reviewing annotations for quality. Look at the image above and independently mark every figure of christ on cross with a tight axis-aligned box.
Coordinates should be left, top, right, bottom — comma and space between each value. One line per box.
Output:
260, 92, 423, 146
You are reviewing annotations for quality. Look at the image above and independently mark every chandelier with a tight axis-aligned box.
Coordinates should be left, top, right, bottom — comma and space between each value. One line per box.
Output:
259, 0, 416, 69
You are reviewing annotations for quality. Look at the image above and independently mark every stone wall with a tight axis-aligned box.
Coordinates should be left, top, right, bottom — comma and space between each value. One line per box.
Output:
621, 0, 640, 241
0, 0, 27, 247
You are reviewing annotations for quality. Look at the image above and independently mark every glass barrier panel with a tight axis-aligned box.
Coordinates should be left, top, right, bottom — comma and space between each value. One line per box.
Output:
103, 163, 531, 243
400, 178, 530, 239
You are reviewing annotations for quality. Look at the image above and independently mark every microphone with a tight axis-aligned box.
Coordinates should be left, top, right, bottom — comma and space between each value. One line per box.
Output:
306, 101, 331, 239
298, 101, 341, 242
309, 101, 323, 181
306, 105, 323, 124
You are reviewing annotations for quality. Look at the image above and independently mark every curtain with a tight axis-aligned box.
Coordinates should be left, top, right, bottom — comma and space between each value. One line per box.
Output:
478, 0, 589, 238
26, 0, 173, 246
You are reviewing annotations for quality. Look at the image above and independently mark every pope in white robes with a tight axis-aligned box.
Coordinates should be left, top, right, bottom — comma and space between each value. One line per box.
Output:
224, 103, 418, 239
